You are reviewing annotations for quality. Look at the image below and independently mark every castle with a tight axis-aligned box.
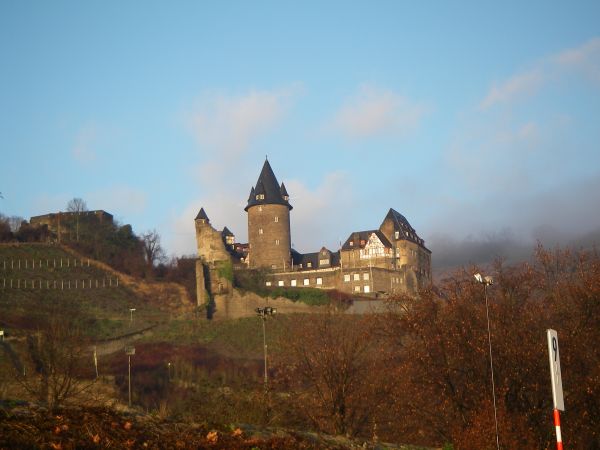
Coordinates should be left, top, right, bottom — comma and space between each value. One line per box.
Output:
194, 159, 431, 309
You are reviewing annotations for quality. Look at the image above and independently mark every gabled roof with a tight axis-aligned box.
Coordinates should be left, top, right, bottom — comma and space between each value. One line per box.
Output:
222, 226, 234, 237
383, 208, 415, 233
381, 208, 429, 249
341, 230, 393, 251
291, 248, 341, 270
195, 208, 209, 222
245, 159, 293, 211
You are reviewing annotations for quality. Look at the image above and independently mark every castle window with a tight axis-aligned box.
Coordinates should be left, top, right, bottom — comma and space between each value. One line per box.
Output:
395, 231, 399, 239
274, 216, 279, 222
363, 273, 369, 281
265, 281, 272, 287
259, 228, 263, 235
307, 262, 312, 268
291, 279, 297, 287
275, 239, 280, 245
319, 259, 329, 265
303, 278, 309, 286
255, 194, 265, 200
316, 277, 323, 285
349, 241, 353, 246
344, 274, 350, 282
354, 286, 360, 292
278, 280, 284, 286
364, 285, 371, 293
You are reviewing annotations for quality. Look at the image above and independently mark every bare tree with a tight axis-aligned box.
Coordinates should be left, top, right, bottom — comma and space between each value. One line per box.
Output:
66, 197, 88, 213
8, 316, 95, 410
141, 229, 166, 267
274, 312, 395, 437
7, 215, 24, 232
66, 198, 88, 241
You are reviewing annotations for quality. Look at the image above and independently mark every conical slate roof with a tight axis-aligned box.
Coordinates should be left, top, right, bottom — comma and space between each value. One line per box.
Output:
245, 159, 292, 211
280, 182, 289, 199
195, 207, 209, 222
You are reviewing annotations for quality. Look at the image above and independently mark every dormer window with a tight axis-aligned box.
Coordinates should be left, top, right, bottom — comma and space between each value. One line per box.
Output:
349, 241, 354, 246
283, 195, 289, 201
395, 231, 399, 239
255, 194, 265, 200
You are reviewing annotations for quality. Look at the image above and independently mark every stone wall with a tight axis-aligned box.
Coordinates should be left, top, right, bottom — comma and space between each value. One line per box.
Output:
247, 204, 291, 269
195, 220, 231, 262
213, 289, 325, 320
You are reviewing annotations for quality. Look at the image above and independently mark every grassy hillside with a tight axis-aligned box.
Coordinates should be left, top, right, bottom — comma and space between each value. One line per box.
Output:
0, 243, 190, 339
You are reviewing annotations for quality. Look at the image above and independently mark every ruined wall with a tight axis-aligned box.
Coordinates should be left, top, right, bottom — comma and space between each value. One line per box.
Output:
195, 219, 232, 316
195, 259, 207, 307
195, 221, 231, 263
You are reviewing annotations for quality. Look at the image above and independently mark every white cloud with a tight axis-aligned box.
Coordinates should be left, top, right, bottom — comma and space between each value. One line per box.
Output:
286, 171, 353, 252
189, 85, 300, 162
72, 124, 98, 163
553, 36, 600, 83
481, 36, 600, 109
480, 69, 544, 110
331, 85, 427, 138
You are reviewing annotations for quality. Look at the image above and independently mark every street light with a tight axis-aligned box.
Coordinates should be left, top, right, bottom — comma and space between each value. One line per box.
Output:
255, 307, 277, 391
129, 308, 136, 325
474, 273, 500, 450
125, 346, 135, 407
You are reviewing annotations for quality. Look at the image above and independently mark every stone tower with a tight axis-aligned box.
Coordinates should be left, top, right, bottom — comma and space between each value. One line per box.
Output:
245, 159, 292, 270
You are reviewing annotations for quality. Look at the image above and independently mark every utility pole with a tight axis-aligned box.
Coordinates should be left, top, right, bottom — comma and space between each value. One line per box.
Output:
126, 346, 135, 407
255, 307, 277, 392
474, 273, 500, 450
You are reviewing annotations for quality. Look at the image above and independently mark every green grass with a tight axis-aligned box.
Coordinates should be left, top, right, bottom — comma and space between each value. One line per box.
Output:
0, 243, 170, 339
267, 286, 330, 305
145, 316, 290, 359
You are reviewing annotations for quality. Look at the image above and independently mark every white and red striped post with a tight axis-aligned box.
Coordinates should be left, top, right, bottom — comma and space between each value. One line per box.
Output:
553, 408, 563, 450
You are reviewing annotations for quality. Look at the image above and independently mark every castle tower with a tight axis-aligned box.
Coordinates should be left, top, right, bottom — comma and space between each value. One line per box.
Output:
245, 159, 292, 270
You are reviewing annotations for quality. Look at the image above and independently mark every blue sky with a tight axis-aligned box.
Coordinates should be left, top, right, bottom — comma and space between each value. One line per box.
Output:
1, 1, 599, 267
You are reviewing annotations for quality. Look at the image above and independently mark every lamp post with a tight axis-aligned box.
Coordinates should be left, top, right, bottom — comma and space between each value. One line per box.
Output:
474, 273, 500, 450
255, 306, 277, 391
129, 308, 136, 325
125, 346, 135, 407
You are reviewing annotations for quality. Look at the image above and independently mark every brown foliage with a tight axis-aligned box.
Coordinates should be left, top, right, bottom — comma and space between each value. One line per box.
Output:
273, 312, 395, 437
380, 246, 600, 449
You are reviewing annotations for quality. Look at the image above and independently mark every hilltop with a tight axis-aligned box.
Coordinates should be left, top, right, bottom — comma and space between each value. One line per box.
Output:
0, 243, 193, 340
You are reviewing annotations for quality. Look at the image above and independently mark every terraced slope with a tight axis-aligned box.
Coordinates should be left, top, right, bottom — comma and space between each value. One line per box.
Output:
0, 243, 193, 339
